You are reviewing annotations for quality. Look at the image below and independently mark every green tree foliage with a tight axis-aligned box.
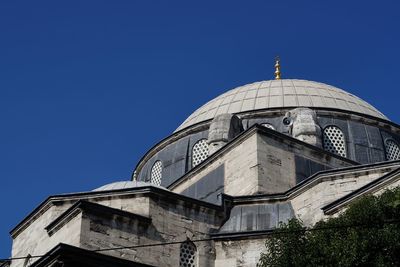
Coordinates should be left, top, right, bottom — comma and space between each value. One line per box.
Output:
258, 187, 400, 267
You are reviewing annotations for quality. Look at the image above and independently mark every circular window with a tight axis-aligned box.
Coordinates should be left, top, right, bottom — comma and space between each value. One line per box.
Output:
385, 139, 400, 161
192, 139, 209, 168
323, 126, 347, 157
283, 117, 292, 126
150, 161, 163, 186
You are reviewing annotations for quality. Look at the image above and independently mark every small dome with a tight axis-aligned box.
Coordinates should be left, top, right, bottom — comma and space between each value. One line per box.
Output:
93, 180, 167, 191
176, 79, 387, 131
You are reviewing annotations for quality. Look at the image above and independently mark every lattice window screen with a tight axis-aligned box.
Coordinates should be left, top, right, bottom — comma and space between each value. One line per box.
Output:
385, 139, 400, 161
180, 241, 196, 267
323, 126, 347, 157
261, 123, 275, 130
150, 161, 162, 186
192, 139, 209, 167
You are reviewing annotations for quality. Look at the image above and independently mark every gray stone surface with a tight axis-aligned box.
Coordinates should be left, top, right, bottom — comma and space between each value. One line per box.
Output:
93, 181, 166, 191
295, 155, 331, 183
181, 165, 224, 204
318, 117, 390, 164
176, 79, 388, 131
214, 239, 266, 267
289, 108, 322, 147
207, 114, 243, 155
172, 128, 354, 198
137, 112, 400, 188
136, 130, 209, 185
10, 192, 223, 267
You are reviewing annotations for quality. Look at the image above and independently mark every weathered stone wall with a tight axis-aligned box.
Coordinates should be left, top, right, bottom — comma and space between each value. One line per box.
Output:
290, 167, 393, 225
11, 193, 221, 267
172, 130, 353, 198
214, 238, 266, 267
256, 134, 296, 193
11, 202, 77, 267
79, 208, 155, 265
80, 196, 221, 266
257, 133, 353, 194
172, 132, 259, 196
94, 195, 150, 217
376, 177, 400, 192
223, 134, 259, 196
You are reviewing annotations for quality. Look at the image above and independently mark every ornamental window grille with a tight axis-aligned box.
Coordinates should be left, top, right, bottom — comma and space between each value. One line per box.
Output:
192, 139, 209, 167
385, 139, 400, 161
323, 126, 347, 157
150, 160, 162, 186
180, 241, 196, 267
261, 123, 275, 130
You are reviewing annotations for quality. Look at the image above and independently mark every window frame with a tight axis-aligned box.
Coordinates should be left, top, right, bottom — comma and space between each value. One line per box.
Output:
384, 138, 400, 161
150, 160, 163, 186
191, 139, 209, 168
322, 125, 347, 158
179, 240, 197, 267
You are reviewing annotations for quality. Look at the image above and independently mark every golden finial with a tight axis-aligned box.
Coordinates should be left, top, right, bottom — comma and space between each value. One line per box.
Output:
274, 56, 281, 80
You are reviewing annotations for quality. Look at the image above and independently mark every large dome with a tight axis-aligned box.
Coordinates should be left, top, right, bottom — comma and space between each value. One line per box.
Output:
176, 79, 387, 131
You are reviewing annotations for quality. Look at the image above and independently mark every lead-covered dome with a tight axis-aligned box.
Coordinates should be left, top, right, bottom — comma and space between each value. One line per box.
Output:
176, 79, 387, 131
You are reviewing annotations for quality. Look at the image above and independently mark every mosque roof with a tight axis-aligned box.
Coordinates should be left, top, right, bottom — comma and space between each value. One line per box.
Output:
176, 79, 387, 131
93, 180, 166, 191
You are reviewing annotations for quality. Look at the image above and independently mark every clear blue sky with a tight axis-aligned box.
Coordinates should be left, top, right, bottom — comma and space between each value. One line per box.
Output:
1, 0, 399, 258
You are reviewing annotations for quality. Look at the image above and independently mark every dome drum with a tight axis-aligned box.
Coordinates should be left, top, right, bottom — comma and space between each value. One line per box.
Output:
134, 110, 400, 188
133, 79, 400, 188
135, 130, 209, 186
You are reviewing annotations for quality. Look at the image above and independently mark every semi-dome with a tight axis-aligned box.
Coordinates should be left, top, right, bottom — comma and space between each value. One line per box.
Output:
93, 180, 167, 191
176, 79, 387, 131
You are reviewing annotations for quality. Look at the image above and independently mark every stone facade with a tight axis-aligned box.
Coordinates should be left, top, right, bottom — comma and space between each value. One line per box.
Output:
171, 127, 353, 198
214, 239, 266, 267
10, 190, 225, 267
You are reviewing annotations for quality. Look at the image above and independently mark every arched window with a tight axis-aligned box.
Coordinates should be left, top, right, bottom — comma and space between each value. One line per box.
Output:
192, 139, 209, 167
150, 161, 163, 186
385, 139, 400, 161
261, 123, 275, 130
180, 241, 196, 267
323, 126, 347, 157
